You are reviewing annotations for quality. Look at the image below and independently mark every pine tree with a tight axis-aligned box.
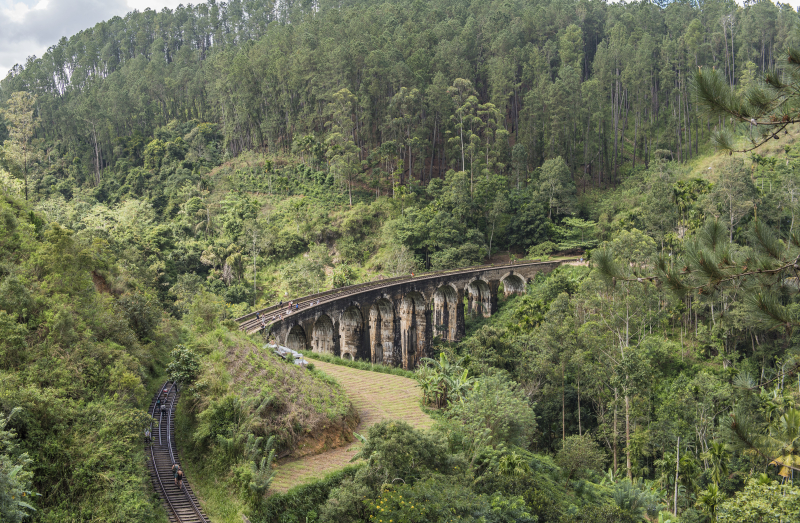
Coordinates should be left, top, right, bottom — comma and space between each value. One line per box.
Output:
693, 48, 800, 152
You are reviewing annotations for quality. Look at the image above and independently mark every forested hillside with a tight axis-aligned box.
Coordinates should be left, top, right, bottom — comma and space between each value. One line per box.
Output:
5, 0, 800, 521
3, 0, 799, 194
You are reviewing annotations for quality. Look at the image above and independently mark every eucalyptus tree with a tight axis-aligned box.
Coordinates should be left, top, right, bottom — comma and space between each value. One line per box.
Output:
1, 92, 38, 200
447, 78, 478, 189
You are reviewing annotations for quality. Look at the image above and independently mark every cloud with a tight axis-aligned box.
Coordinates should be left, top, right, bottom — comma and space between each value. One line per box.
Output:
0, 0, 185, 76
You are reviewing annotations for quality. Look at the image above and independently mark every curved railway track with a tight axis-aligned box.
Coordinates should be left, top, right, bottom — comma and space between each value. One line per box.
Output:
147, 382, 210, 523
236, 259, 571, 335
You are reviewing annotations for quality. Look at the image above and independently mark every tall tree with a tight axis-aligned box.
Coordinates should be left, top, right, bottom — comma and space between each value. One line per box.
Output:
538, 156, 576, 219
1, 92, 38, 201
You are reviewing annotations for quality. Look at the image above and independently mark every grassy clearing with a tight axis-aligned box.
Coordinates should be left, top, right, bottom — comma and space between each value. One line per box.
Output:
270, 359, 433, 492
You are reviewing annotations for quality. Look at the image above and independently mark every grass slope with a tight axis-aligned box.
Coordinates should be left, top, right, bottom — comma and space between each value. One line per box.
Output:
270, 360, 433, 492
174, 329, 357, 523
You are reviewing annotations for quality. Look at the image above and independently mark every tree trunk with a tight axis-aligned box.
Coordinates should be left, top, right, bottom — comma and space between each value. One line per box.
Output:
632, 110, 639, 169
578, 377, 582, 436
674, 437, 680, 516
562, 364, 566, 444
625, 391, 632, 479
429, 117, 437, 183
613, 387, 619, 475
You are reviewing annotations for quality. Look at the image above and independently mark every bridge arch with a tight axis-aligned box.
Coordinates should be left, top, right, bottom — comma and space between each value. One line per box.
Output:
500, 272, 526, 296
433, 284, 461, 341
286, 324, 307, 352
312, 314, 335, 355
399, 292, 427, 370
466, 278, 492, 318
339, 305, 363, 361
368, 299, 395, 365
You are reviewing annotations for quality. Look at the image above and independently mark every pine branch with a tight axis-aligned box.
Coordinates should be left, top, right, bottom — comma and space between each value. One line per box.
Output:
692, 64, 799, 152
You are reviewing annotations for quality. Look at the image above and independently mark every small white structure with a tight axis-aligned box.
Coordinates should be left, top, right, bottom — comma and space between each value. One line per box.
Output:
265, 343, 309, 367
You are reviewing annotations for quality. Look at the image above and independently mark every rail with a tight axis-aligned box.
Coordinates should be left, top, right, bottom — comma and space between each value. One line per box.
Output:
148, 382, 209, 523
236, 258, 574, 335
150, 382, 179, 520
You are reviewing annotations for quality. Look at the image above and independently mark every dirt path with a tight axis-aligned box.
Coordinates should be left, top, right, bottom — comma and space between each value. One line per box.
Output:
270, 361, 434, 492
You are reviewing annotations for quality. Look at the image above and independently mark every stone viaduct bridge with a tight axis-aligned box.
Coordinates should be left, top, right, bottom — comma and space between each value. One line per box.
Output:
236, 259, 573, 369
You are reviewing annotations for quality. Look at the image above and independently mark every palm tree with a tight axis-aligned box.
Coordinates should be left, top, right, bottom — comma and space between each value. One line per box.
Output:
701, 441, 730, 487
766, 409, 800, 480
724, 406, 800, 479
498, 451, 531, 477
695, 484, 722, 522
194, 200, 217, 238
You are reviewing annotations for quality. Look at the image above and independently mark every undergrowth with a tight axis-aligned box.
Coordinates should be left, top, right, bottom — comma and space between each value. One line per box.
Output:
301, 351, 417, 378
257, 465, 364, 523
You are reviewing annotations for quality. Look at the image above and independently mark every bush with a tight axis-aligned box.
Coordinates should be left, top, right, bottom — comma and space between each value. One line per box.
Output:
330, 263, 357, 288
565, 503, 637, 523
355, 421, 452, 487
0, 408, 36, 523
301, 351, 416, 378
116, 292, 162, 341
272, 230, 308, 260
556, 435, 606, 480
224, 282, 253, 305
257, 465, 362, 523
527, 241, 557, 259
363, 476, 536, 523
717, 479, 800, 523
430, 242, 486, 270
447, 372, 537, 448
166, 345, 201, 387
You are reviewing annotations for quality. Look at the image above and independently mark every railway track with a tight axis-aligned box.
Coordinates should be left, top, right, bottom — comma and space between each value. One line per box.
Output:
147, 382, 210, 523
235, 259, 570, 335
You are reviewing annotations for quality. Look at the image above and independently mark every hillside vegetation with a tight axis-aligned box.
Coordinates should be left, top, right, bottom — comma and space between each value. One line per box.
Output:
0, 193, 166, 522
5, 0, 800, 521
0, 189, 355, 522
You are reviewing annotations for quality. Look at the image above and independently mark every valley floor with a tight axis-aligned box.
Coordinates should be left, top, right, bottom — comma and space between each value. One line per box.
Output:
270, 360, 433, 492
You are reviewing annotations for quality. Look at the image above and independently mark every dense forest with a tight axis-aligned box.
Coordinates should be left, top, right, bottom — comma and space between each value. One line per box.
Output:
5, 0, 800, 521
4, 0, 800, 194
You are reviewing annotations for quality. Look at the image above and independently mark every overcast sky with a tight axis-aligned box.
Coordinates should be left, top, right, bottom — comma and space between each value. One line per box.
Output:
0, 0, 185, 76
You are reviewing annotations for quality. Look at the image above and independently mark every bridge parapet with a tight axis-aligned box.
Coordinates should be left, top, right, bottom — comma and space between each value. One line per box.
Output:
237, 259, 574, 368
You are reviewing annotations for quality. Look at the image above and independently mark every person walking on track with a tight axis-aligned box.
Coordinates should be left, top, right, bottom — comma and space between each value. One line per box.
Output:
172, 464, 184, 487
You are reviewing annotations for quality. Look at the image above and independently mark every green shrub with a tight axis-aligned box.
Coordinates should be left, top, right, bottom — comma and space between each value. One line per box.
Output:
256, 465, 362, 523
716, 479, 800, 523
447, 372, 537, 449
527, 241, 557, 259
363, 476, 536, 523
301, 351, 416, 378
556, 435, 607, 480
166, 345, 201, 387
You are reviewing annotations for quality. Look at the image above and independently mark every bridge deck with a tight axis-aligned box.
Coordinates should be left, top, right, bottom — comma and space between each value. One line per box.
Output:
237, 259, 572, 335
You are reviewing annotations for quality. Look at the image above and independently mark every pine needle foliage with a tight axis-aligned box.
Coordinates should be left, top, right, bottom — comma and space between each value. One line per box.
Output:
596, 218, 800, 335
692, 49, 800, 152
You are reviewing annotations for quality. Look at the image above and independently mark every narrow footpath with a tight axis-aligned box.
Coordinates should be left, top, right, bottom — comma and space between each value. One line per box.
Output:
270, 361, 434, 492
